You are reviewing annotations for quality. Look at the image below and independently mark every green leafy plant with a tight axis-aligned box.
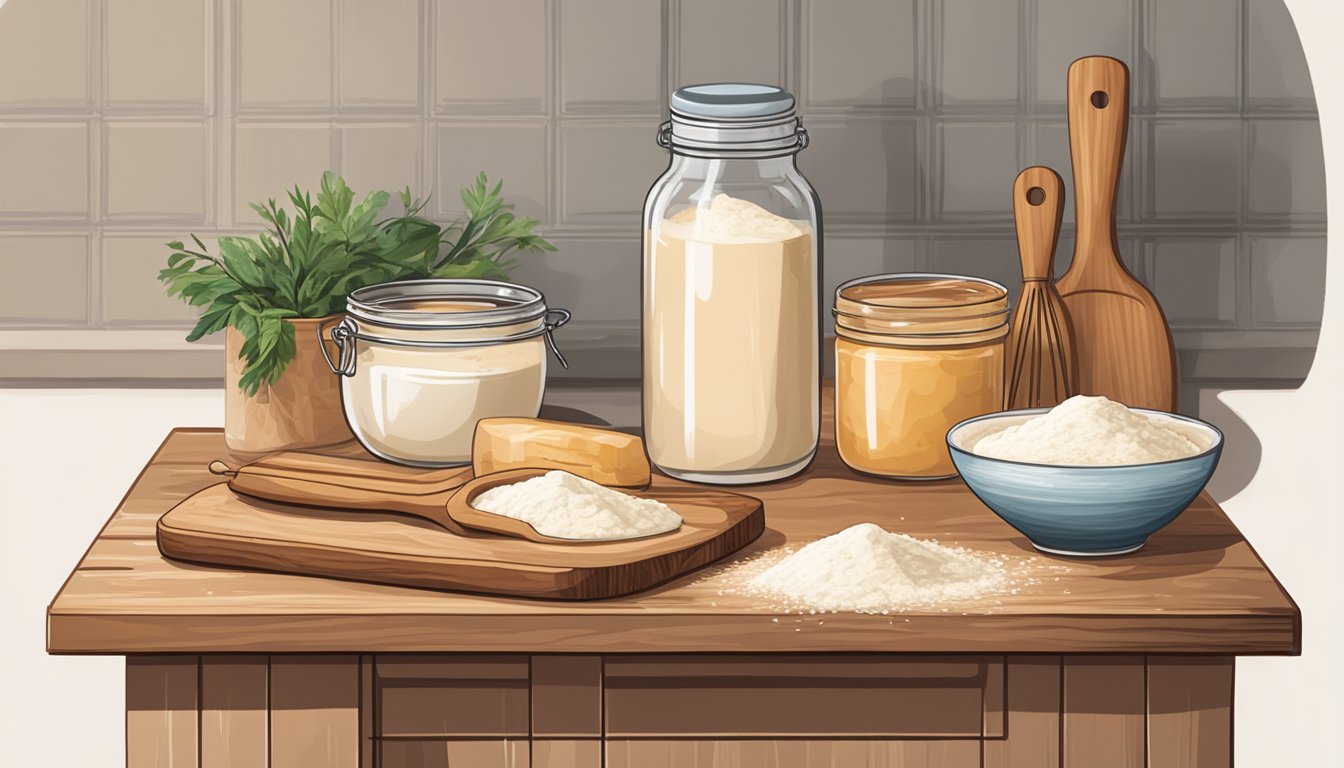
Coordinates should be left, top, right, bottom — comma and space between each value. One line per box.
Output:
159, 171, 554, 396
379, 173, 556, 280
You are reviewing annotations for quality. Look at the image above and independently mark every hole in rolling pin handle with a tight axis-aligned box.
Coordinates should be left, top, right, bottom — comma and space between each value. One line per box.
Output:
1090, 90, 1109, 109
1026, 186, 1046, 206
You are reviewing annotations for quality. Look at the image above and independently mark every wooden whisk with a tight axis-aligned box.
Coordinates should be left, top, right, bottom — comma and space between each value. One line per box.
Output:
1006, 166, 1078, 409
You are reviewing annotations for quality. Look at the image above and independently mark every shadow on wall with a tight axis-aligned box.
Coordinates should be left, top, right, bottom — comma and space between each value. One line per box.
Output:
1201, 394, 1264, 503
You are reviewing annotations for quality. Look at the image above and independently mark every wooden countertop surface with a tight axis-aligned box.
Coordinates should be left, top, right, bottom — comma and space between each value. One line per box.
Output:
47, 405, 1299, 655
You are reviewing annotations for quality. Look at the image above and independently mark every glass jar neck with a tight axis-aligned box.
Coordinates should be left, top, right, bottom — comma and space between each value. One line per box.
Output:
660, 112, 808, 159
665, 153, 799, 179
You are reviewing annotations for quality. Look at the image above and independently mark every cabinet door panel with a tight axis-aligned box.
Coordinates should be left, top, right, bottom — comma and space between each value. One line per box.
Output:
604, 655, 1002, 738
605, 740, 980, 768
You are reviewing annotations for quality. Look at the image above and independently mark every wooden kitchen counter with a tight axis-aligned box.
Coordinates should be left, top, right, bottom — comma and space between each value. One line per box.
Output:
46, 410, 1300, 767
48, 430, 1297, 656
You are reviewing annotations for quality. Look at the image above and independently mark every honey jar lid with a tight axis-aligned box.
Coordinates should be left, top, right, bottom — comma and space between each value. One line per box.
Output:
833, 273, 1009, 342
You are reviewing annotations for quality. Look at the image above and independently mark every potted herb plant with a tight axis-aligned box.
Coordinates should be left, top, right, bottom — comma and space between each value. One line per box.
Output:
159, 171, 554, 452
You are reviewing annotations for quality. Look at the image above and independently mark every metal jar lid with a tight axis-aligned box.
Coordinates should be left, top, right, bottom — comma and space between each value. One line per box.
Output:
833, 273, 1010, 345
345, 279, 550, 330
320, 279, 571, 376
659, 83, 808, 158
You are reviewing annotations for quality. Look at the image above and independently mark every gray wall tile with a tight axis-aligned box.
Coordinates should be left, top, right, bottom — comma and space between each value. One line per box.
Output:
436, 0, 548, 114
561, 0, 663, 113
938, 122, 1018, 218
1148, 119, 1241, 220
1026, 122, 1075, 226
805, 0, 916, 108
0, 0, 1328, 387
338, 124, 423, 212
104, 122, 211, 222
1250, 236, 1327, 326
106, 0, 209, 110
1145, 0, 1238, 109
435, 122, 548, 221
930, 238, 1021, 304
0, 236, 89, 324
1247, 0, 1315, 108
678, 0, 785, 87
1035, 0, 1133, 107
822, 237, 918, 310
338, 0, 422, 109
938, 0, 1017, 106
1149, 238, 1237, 326
797, 118, 918, 224
233, 123, 334, 222
0, 0, 88, 107
102, 236, 202, 325
509, 237, 641, 323
560, 122, 667, 225
1247, 119, 1325, 220
0, 123, 90, 219
237, 0, 333, 111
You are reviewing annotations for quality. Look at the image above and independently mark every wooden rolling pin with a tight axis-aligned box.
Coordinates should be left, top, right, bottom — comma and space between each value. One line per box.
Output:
473, 418, 651, 488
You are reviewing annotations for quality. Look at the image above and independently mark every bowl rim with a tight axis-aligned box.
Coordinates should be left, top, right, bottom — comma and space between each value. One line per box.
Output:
946, 406, 1225, 470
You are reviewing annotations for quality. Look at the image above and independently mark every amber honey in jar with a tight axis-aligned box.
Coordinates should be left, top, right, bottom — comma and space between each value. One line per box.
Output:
833, 273, 1008, 479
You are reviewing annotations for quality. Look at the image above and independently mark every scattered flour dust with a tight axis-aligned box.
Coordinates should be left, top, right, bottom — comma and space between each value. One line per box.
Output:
736, 523, 1012, 614
471, 470, 682, 540
972, 394, 1207, 466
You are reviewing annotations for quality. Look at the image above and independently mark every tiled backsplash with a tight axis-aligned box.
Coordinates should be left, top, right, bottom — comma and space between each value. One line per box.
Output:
0, 0, 1325, 395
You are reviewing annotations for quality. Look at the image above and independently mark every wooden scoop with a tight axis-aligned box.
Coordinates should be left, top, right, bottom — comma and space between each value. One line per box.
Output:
446, 469, 683, 545
209, 453, 474, 535
210, 454, 680, 545
1057, 56, 1178, 411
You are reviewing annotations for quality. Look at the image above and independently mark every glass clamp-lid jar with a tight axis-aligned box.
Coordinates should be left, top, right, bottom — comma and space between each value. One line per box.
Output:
642, 83, 822, 485
321, 279, 570, 468
833, 273, 1008, 480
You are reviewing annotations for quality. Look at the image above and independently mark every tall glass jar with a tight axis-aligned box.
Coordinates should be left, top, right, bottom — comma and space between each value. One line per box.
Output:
642, 84, 822, 485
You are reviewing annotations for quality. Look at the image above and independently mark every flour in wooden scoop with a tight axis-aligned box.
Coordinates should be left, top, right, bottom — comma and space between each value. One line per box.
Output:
744, 523, 1008, 613
472, 470, 682, 540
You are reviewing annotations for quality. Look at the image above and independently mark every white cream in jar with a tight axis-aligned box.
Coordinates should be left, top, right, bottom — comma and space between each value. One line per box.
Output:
323, 280, 570, 467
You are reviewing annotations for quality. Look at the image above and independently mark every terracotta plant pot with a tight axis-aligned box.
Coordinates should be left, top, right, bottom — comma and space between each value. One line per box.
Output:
224, 315, 354, 453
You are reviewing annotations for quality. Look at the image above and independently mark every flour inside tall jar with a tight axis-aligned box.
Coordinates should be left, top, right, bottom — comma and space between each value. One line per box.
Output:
644, 193, 819, 483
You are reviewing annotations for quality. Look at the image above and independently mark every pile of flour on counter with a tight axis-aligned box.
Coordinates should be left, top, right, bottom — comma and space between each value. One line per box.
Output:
972, 394, 1206, 466
472, 470, 682, 540
744, 523, 1008, 613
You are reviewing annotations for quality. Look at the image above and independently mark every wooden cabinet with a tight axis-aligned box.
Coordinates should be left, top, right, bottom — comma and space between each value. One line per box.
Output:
125, 653, 1233, 767
54, 430, 1287, 767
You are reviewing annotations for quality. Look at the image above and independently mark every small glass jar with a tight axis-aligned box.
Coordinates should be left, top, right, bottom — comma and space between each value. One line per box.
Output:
642, 83, 822, 485
322, 279, 570, 467
833, 273, 1008, 480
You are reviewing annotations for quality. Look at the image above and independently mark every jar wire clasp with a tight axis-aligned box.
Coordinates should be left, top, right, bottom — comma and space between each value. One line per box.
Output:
543, 308, 572, 369
319, 317, 359, 377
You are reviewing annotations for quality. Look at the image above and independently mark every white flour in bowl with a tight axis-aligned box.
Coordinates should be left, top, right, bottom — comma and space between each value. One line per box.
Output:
471, 470, 682, 540
745, 523, 1007, 613
971, 395, 1207, 466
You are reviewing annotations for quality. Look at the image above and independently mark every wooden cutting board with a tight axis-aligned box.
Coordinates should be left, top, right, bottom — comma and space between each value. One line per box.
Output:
157, 479, 765, 600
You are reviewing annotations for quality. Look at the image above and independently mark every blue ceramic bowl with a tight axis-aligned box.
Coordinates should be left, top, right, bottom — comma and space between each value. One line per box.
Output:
946, 408, 1223, 556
